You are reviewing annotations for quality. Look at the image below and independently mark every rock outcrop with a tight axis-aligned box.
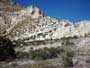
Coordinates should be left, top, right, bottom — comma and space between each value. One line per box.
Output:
0, 10, 90, 41
25, 5, 44, 18
0, 0, 21, 11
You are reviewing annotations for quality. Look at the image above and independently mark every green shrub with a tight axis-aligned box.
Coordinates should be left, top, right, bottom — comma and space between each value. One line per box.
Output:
30, 47, 63, 60
61, 38, 75, 67
16, 52, 29, 59
62, 56, 73, 67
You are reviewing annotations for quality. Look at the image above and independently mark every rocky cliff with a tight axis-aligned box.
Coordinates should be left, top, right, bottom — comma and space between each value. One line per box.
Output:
0, 3, 90, 51
0, 0, 89, 41
0, 2, 90, 67
0, 7, 90, 41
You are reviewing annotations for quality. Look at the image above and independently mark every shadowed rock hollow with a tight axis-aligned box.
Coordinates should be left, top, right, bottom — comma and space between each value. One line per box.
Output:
0, 36, 16, 61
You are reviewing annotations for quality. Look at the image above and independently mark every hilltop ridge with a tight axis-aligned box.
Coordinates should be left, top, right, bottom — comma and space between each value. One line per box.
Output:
0, 0, 90, 43
0, 0, 21, 11
0, 3, 90, 41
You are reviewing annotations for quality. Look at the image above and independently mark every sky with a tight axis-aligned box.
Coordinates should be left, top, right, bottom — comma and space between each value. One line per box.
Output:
13, 0, 90, 23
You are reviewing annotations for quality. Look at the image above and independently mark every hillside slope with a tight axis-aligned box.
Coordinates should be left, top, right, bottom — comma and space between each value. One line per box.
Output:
0, 3, 90, 68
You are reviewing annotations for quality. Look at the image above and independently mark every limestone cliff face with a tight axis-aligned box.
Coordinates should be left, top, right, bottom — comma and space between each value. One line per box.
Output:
0, 1, 90, 41
0, 7, 90, 41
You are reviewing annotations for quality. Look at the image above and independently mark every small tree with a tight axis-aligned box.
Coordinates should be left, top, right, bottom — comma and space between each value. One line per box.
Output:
61, 37, 74, 67
61, 48, 74, 67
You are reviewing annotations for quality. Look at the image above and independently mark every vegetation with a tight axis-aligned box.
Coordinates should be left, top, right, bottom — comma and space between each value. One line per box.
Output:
30, 47, 63, 60
0, 36, 75, 68
61, 48, 74, 67
61, 37, 75, 67
15, 37, 75, 68
0, 36, 16, 61
16, 47, 63, 60
16, 51, 29, 60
